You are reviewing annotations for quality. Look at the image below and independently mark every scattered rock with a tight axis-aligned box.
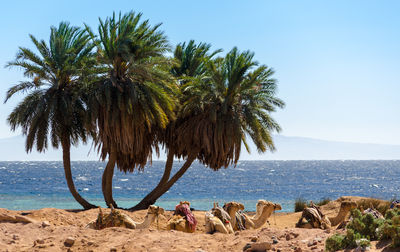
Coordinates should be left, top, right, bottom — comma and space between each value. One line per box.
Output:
250, 242, 272, 251
12, 234, 19, 240
251, 236, 258, 242
235, 231, 240, 236
110, 248, 117, 252
314, 237, 322, 243
272, 239, 279, 244
243, 243, 252, 251
307, 240, 317, 247
87, 241, 94, 246
291, 232, 300, 238
64, 237, 75, 247
41, 221, 50, 227
285, 234, 291, 241
294, 247, 302, 252
311, 246, 318, 250
36, 239, 45, 245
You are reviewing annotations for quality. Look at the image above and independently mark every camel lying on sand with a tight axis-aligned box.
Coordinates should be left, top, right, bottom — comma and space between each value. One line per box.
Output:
224, 200, 282, 231
167, 201, 197, 233
296, 201, 357, 229
205, 203, 234, 234
0, 212, 38, 224
86, 205, 164, 230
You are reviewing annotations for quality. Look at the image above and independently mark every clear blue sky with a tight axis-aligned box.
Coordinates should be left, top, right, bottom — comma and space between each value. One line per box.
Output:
1, 0, 399, 145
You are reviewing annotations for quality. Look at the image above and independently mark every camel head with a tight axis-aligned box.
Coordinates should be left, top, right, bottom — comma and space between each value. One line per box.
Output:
147, 205, 165, 216
256, 200, 282, 213
341, 201, 357, 211
223, 202, 244, 212
180, 201, 190, 207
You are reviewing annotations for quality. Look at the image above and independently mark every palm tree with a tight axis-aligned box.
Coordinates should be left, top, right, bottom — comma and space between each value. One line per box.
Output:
130, 40, 221, 210
130, 46, 284, 210
85, 11, 176, 208
4, 22, 98, 209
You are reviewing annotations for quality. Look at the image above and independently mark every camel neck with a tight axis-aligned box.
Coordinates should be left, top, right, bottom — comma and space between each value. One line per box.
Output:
251, 208, 273, 229
136, 214, 156, 229
329, 208, 349, 226
227, 208, 238, 229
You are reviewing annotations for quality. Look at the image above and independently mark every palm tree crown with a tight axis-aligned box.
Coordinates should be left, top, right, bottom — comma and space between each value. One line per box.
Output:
5, 22, 97, 209
86, 11, 177, 172
176, 47, 285, 169
5, 21, 96, 152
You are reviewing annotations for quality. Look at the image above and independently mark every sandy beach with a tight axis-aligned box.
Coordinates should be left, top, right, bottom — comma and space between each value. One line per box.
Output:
0, 196, 396, 252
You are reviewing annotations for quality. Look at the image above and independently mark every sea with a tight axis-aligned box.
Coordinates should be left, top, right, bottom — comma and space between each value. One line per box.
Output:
0, 160, 399, 212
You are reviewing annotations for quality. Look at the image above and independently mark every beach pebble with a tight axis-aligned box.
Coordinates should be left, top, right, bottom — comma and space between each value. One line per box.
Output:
272, 239, 279, 244
12, 234, 19, 240
285, 234, 291, 241
294, 247, 302, 252
251, 236, 258, 242
64, 237, 75, 247
110, 248, 117, 252
41, 221, 50, 227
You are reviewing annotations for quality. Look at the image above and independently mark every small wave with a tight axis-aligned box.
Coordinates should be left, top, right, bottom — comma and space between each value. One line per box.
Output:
114, 186, 121, 189
76, 176, 88, 181
120, 179, 129, 182
83, 188, 89, 191
0, 167, 6, 169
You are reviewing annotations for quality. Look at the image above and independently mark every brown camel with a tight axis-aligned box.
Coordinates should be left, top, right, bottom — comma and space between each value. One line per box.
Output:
205, 203, 234, 234
86, 205, 164, 230
223, 201, 245, 231
330, 201, 357, 226
296, 201, 357, 229
224, 200, 282, 230
166, 201, 197, 233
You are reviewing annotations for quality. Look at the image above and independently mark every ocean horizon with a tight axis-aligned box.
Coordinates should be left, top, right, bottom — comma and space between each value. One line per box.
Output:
1, 160, 399, 212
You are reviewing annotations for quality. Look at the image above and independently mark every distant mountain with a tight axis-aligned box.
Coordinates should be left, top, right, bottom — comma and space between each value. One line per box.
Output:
0, 135, 399, 161
0, 135, 99, 161
240, 135, 400, 160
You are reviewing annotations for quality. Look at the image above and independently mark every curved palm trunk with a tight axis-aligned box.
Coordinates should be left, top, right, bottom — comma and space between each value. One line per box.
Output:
102, 150, 118, 208
61, 137, 96, 210
129, 152, 196, 211
129, 149, 175, 211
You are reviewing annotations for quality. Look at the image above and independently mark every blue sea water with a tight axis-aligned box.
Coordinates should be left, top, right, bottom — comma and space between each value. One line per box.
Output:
0, 160, 399, 212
